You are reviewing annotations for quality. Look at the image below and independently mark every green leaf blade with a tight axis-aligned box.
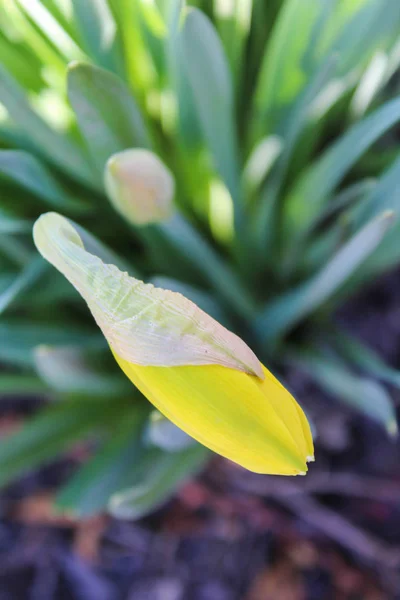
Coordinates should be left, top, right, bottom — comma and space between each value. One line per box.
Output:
284, 97, 400, 249
258, 211, 395, 342
67, 62, 151, 176
55, 405, 149, 517
288, 349, 397, 436
109, 444, 209, 520
0, 398, 120, 488
0, 65, 96, 188
180, 9, 241, 219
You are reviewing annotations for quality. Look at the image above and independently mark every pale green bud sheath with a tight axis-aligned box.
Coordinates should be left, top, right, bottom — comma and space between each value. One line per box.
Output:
33, 212, 314, 475
104, 149, 175, 225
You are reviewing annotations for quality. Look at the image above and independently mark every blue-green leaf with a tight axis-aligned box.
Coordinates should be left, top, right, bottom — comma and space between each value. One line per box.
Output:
0, 65, 96, 188
253, 0, 400, 138
287, 348, 397, 436
0, 208, 31, 234
180, 9, 241, 217
332, 329, 400, 390
55, 405, 149, 517
0, 397, 123, 487
213, 0, 252, 89
158, 214, 257, 317
0, 374, 49, 397
68, 62, 150, 176
0, 257, 47, 315
283, 97, 400, 250
0, 321, 105, 368
352, 154, 400, 227
254, 55, 338, 251
34, 345, 130, 397
340, 156, 400, 287
109, 444, 209, 520
167, 0, 201, 148
71, 0, 123, 73
0, 235, 32, 267
258, 211, 394, 342
0, 150, 87, 211
252, 0, 327, 136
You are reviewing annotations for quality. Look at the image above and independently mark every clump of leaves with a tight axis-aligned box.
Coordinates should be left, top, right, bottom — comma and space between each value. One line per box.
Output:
0, 0, 400, 517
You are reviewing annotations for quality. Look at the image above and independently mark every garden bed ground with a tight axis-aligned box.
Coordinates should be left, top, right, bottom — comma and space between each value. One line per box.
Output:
0, 268, 400, 600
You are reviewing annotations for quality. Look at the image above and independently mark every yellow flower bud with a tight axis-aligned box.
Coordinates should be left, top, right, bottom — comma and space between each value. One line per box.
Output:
104, 149, 174, 225
33, 212, 314, 475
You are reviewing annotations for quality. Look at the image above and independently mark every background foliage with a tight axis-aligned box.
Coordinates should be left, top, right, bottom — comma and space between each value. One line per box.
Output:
1, 0, 400, 518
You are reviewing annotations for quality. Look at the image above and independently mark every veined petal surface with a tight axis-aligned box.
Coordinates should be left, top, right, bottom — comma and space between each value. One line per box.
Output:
33, 212, 263, 377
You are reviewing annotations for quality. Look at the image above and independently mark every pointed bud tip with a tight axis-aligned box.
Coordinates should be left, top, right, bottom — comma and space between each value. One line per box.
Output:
104, 149, 175, 226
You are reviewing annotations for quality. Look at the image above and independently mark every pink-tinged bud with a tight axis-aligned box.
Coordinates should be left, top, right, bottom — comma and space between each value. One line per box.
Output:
104, 149, 174, 225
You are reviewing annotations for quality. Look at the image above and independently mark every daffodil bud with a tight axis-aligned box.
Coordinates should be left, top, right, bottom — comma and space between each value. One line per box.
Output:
104, 149, 174, 225
33, 212, 314, 475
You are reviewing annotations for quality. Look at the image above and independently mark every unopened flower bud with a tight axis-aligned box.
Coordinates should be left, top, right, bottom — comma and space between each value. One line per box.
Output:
33, 212, 314, 476
104, 149, 175, 225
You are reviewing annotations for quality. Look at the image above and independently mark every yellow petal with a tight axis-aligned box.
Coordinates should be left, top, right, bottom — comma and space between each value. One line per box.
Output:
114, 352, 312, 475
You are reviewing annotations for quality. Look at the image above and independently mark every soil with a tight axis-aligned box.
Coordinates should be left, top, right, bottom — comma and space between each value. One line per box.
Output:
1, 268, 400, 600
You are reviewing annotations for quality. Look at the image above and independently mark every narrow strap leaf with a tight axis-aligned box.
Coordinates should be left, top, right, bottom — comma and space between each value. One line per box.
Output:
109, 443, 209, 520
254, 55, 338, 255
0, 397, 127, 488
158, 214, 257, 317
0, 150, 88, 212
283, 97, 400, 252
107, 0, 156, 92
0, 320, 105, 368
287, 348, 397, 437
179, 9, 242, 225
0, 209, 31, 234
0, 374, 49, 397
70, 0, 123, 73
213, 0, 252, 90
34, 345, 131, 397
331, 329, 400, 390
257, 211, 394, 343
167, 0, 201, 148
0, 65, 96, 188
15, 0, 85, 62
0, 257, 47, 315
0, 235, 32, 267
55, 405, 150, 517
336, 156, 400, 291
252, 0, 328, 137
351, 154, 400, 228
68, 62, 151, 175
